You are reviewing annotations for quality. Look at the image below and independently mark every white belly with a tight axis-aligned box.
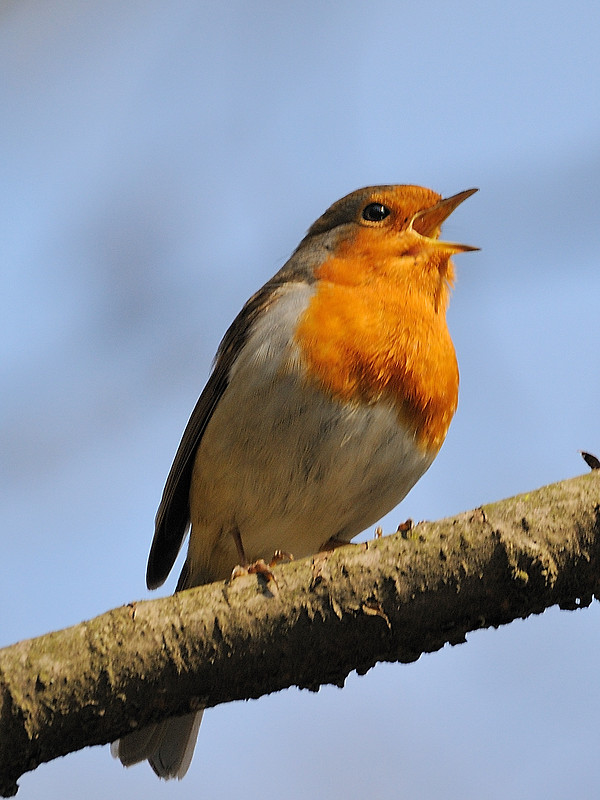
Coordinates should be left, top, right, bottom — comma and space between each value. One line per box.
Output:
187, 283, 434, 583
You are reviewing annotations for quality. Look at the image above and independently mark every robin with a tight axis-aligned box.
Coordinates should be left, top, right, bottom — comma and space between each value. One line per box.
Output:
111, 184, 477, 778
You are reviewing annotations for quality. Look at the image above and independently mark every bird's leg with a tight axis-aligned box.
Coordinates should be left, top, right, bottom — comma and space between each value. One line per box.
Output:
229, 528, 284, 586
231, 526, 247, 565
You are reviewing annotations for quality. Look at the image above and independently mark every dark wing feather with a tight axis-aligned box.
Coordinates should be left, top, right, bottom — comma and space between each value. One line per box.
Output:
146, 280, 288, 589
146, 365, 229, 589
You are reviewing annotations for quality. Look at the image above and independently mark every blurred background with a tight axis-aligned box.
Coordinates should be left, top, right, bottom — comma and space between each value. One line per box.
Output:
2, 1, 599, 798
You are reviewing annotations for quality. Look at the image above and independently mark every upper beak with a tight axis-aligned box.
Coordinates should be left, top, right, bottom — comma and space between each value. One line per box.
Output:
411, 188, 479, 253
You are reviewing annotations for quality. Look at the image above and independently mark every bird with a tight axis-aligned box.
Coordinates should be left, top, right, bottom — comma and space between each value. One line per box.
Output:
111, 183, 478, 779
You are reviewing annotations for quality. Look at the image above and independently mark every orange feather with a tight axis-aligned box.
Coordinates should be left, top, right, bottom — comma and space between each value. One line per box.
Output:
295, 213, 461, 453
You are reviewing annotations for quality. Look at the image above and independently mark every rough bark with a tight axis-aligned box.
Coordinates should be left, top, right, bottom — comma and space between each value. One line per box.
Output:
1, 472, 599, 796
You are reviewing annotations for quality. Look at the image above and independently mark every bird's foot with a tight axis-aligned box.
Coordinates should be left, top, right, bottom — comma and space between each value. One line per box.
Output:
231, 559, 274, 581
230, 551, 294, 591
269, 549, 294, 566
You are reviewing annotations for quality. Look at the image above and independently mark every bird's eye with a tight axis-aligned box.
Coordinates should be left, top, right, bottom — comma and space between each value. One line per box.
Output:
362, 203, 391, 222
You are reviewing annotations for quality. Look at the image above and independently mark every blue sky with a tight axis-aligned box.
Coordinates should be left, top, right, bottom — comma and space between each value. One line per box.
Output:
2, 1, 600, 798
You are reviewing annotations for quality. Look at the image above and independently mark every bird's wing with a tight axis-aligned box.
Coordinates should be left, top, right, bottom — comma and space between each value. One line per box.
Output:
146, 279, 290, 589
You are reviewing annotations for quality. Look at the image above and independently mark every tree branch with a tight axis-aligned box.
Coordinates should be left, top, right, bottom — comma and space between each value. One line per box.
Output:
1, 472, 599, 796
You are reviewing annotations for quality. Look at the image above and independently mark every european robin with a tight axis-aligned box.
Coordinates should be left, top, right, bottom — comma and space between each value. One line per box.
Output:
112, 184, 477, 778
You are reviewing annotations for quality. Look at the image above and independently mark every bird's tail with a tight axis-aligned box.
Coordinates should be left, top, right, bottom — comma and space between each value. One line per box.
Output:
111, 709, 203, 779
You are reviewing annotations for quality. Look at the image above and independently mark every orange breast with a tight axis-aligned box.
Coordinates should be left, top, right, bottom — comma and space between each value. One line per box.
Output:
295, 230, 459, 453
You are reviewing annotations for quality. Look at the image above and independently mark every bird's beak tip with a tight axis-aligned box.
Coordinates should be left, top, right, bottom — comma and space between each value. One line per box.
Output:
433, 241, 480, 256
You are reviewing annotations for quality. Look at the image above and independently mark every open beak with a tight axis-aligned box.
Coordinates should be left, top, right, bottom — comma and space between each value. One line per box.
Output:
411, 188, 479, 253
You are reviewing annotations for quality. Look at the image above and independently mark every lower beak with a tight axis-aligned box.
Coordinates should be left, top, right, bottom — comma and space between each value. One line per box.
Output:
411, 188, 479, 252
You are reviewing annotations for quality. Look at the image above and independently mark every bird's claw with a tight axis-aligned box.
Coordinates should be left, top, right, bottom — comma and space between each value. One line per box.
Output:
230, 550, 294, 592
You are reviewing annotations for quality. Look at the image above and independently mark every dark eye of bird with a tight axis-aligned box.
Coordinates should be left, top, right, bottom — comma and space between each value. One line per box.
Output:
362, 203, 391, 222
